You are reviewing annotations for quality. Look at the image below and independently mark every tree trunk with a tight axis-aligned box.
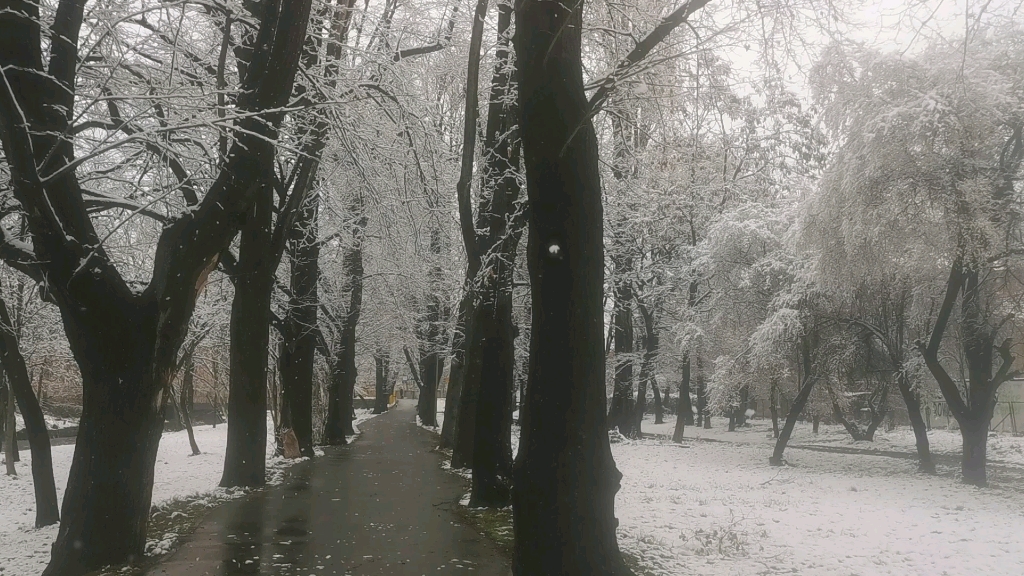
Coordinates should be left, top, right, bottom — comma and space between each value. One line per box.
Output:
440, 297, 470, 449
770, 384, 780, 439
672, 377, 686, 442
323, 200, 366, 444
417, 227, 446, 428
373, 350, 390, 414
960, 418, 989, 487
652, 380, 664, 424
609, 281, 635, 436
0, 293, 59, 528
279, 195, 319, 457
698, 382, 711, 429
221, 181, 275, 488
771, 375, 815, 466
181, 358, 201, 456
511, 0, 631, 571
3, 380, 15, 475
452, 306, 483, 468
895, 373, 934, 473
679, 356, 694, 426
737, 385, 749, 426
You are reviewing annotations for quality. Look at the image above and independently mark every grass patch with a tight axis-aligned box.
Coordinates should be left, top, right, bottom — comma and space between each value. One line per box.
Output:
456, 504, 514, 558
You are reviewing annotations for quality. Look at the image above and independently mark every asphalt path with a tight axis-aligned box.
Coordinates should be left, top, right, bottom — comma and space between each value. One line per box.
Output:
145, 400, 510, 576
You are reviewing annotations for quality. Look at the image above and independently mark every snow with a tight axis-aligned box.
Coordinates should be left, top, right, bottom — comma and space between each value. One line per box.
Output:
0, 409, 380, 576
424, 407, 1024, 576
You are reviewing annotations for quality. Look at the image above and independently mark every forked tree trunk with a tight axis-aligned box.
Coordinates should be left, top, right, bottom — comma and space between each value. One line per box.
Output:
0, 300, 56, 525
511, 0, 630, 571
221, 182, 275, 488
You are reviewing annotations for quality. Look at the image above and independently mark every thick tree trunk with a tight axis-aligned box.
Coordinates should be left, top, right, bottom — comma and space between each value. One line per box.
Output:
221, 182, 275, 488
512, 0, 631, 571
181, 358, 201, 456
770, 375, 815, 466
895, 373, 934, 473
960, 418, 989, 487
279, 196, 319, 457
0, 295, 58, 524
452, 307, 483, 468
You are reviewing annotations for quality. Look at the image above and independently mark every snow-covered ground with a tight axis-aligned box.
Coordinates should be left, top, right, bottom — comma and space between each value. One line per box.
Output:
424, 403, 1024, 576
0, 410, 379, 576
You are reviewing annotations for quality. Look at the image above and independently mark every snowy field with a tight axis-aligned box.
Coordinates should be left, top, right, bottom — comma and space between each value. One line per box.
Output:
0, 410, 379, 576
426, 403, 1024, 576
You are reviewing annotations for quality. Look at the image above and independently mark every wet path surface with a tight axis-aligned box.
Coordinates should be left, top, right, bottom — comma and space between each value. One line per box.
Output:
146, 401, 510, 576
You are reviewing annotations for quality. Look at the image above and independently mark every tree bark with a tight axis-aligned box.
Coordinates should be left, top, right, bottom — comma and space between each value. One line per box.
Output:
279, 195, 319, 457
770, 380, 780, 438
771, 338, 816, 466
181, 357, 201, 456
609, 279, 635, 436
512, 0, 631, 571
221, 181, 275, 488
324, 201, 366, 444
440, 298, 470, 449
373, 349, 390, 414
652, 380, 664, 424
3, 379, 15, 475
895, 373, 935, 473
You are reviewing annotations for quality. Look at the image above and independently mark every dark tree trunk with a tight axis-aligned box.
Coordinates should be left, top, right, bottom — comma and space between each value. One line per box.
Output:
452, 307, 483, 468
511, 0, 631, 572
609, 280, 635, 436
770, 381, 780, 439
771, 340, 816, 466
417, 227, 446, 428
633, 301, 658, 437
324, 199, 366, 444
279, 195, 319, 457
961, 419, 988, 487
652, 380, 664, 424
373, 350, 390, 414
737, 385, 749, 426
812, 415, 820, 434
221, 181, 275, 488
728, 412, 736, 432
895, 373, 934, 473
678, 356, 694, 426
440, 297, 470, 449
181, 358, 201, 456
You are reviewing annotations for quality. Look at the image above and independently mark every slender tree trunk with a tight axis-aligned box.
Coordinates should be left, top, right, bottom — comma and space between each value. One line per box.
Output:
3, 380, 15, 475
770, 381, 780, 439
512, 0, 631, 571
373, 350, 390, 414
698, 382, 711, 429
609, 281, 634, 436
440, 298, 470, 449
737, 385, 749, 426
652, 380, 664, 424
181, 358, 201, 456
895, 373, 934, 473
0, 293, 58, 522
771, 345, 816, 466
679, 356, 694, 426
417, 227, 446, 428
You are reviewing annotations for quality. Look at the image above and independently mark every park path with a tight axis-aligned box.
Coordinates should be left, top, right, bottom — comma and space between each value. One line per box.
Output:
145, 400, 510, 576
